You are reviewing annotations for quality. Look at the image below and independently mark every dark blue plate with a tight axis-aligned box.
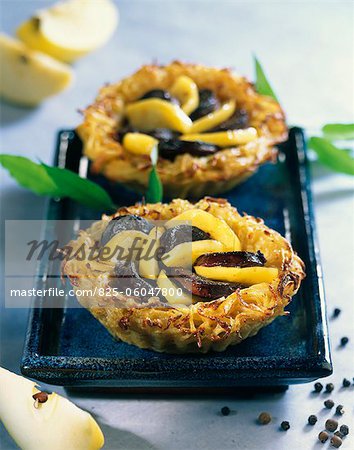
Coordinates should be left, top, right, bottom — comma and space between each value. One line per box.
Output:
21, 127, 332, 388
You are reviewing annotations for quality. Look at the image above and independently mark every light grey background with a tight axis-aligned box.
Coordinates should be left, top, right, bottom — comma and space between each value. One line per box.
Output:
1, 1, 354, 449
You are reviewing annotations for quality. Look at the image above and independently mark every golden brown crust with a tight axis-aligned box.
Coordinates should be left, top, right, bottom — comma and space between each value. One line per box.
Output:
63, 197, 305, 353
77, 61, 287, 198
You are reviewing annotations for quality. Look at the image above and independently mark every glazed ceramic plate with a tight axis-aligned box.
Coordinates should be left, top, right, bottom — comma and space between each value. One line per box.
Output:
21, 127, 332, 388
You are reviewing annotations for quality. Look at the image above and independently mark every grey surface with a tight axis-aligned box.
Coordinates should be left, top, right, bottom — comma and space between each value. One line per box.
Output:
1, 1, 353, 449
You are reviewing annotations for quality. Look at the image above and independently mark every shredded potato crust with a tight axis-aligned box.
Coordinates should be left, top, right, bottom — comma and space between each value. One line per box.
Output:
63, 197, 305, 353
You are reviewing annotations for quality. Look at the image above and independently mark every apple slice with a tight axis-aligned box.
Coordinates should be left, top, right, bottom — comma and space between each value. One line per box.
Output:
126, 98, 193, 133
0, 367, 104, 450
165, 209, 241, 251
139, 227, 164, 280
17, 0, 119, 63
194, 265, 279, 285
162, 240, 225, 268
0, 34, 73, 106
157, 270, 192, 306
103, 230, 149, 263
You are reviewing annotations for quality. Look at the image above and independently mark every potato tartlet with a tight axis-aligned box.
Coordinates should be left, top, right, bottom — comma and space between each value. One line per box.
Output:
63, 197, 304, 353
77, 61, 287, 198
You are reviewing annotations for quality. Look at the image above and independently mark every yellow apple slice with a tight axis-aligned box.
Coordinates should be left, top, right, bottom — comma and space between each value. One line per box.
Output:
0, 34, 73, 106
181, 127, 258, 147
169, 75, 199, 115
165, 209, 241, 251
162, 240, 225, 268
157, 270, 192, 306
125, 98, 193, 133
102, 230, 148, 262
139, 227, 164, 279
194, 266, 278, 285
189, 100, 236, 133
123, 132, 158, 156
0, 367, 104, 450
17, 0, 118, 63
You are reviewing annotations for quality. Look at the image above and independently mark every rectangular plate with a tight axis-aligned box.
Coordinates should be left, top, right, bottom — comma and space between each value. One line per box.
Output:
21, 127, 332, 388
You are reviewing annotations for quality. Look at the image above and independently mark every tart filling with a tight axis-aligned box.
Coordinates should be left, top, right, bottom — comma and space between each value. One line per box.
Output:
63, 198, 305, 353
119, 86, 257, 160
116, 84, 258, 161
77, 62, 288, 198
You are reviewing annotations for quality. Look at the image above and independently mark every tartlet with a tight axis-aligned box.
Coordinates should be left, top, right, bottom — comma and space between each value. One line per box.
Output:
77, 61, 287, 198
63, 197, 305, 353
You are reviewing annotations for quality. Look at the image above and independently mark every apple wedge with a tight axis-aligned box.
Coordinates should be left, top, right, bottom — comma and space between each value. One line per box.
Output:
139, 227, 164, 279
194, 265, 279, 285
0, 367, 104, 450
0, 34, 73, 106
162, 240, 225, 268
17, 0, 119, 63
157, 270, 192, 306
165, 209, 241, 251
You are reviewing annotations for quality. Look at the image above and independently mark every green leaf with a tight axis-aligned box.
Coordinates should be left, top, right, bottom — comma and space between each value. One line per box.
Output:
0, 154, 116, 211
0, 154, 60, 195
254, 56, 278, 102
322, 123, 354, 140
42, 164, 116, 211
308, 137, 354, 175
146, 166, 163, 203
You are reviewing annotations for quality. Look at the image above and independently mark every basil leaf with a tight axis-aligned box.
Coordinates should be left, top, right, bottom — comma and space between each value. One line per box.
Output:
254, 56, 278, 102
146, 166, 163, 203
322, 123, 354, 140
42, 164, 116, 211
0, 154, 60, 195
308, 137, 354, 175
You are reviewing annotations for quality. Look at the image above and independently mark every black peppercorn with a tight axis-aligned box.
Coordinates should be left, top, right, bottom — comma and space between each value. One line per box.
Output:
335, 404, 345, 415
324, 399, 335, 409
333, 308, 341, 318
258, 412, 271, 425
325, 383, 334, 393
339, 424, 349, 436
325, 419, 338, 432
280, 421, 290, 431
330, 435, 342, 448
314, 382, 323, 392
308, 415, 318, 425
221, 406, 230, 416
334, 431, 344, 439
342, 378, 350, 387
340, 337, 349, 346
318, 431, 329, 443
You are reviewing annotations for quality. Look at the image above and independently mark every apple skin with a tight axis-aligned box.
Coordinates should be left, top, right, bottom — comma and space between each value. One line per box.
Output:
0, 367, 104, 450
0, 33, 73, 106
17, 0, 119, 63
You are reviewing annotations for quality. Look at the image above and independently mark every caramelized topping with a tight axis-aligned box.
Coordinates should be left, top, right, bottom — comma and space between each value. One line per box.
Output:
167, 267, 241, 300
158, 139, 220, 160
146, 128, 180, 141
160, 225, 210, 254
140, 89, 178, 104
111, 260, 154, 299
211, 109, 249, 131
195, 251, 266, 268
190, 89, 220, 120
118, 85, 253, 161
101, 215, 153, 246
